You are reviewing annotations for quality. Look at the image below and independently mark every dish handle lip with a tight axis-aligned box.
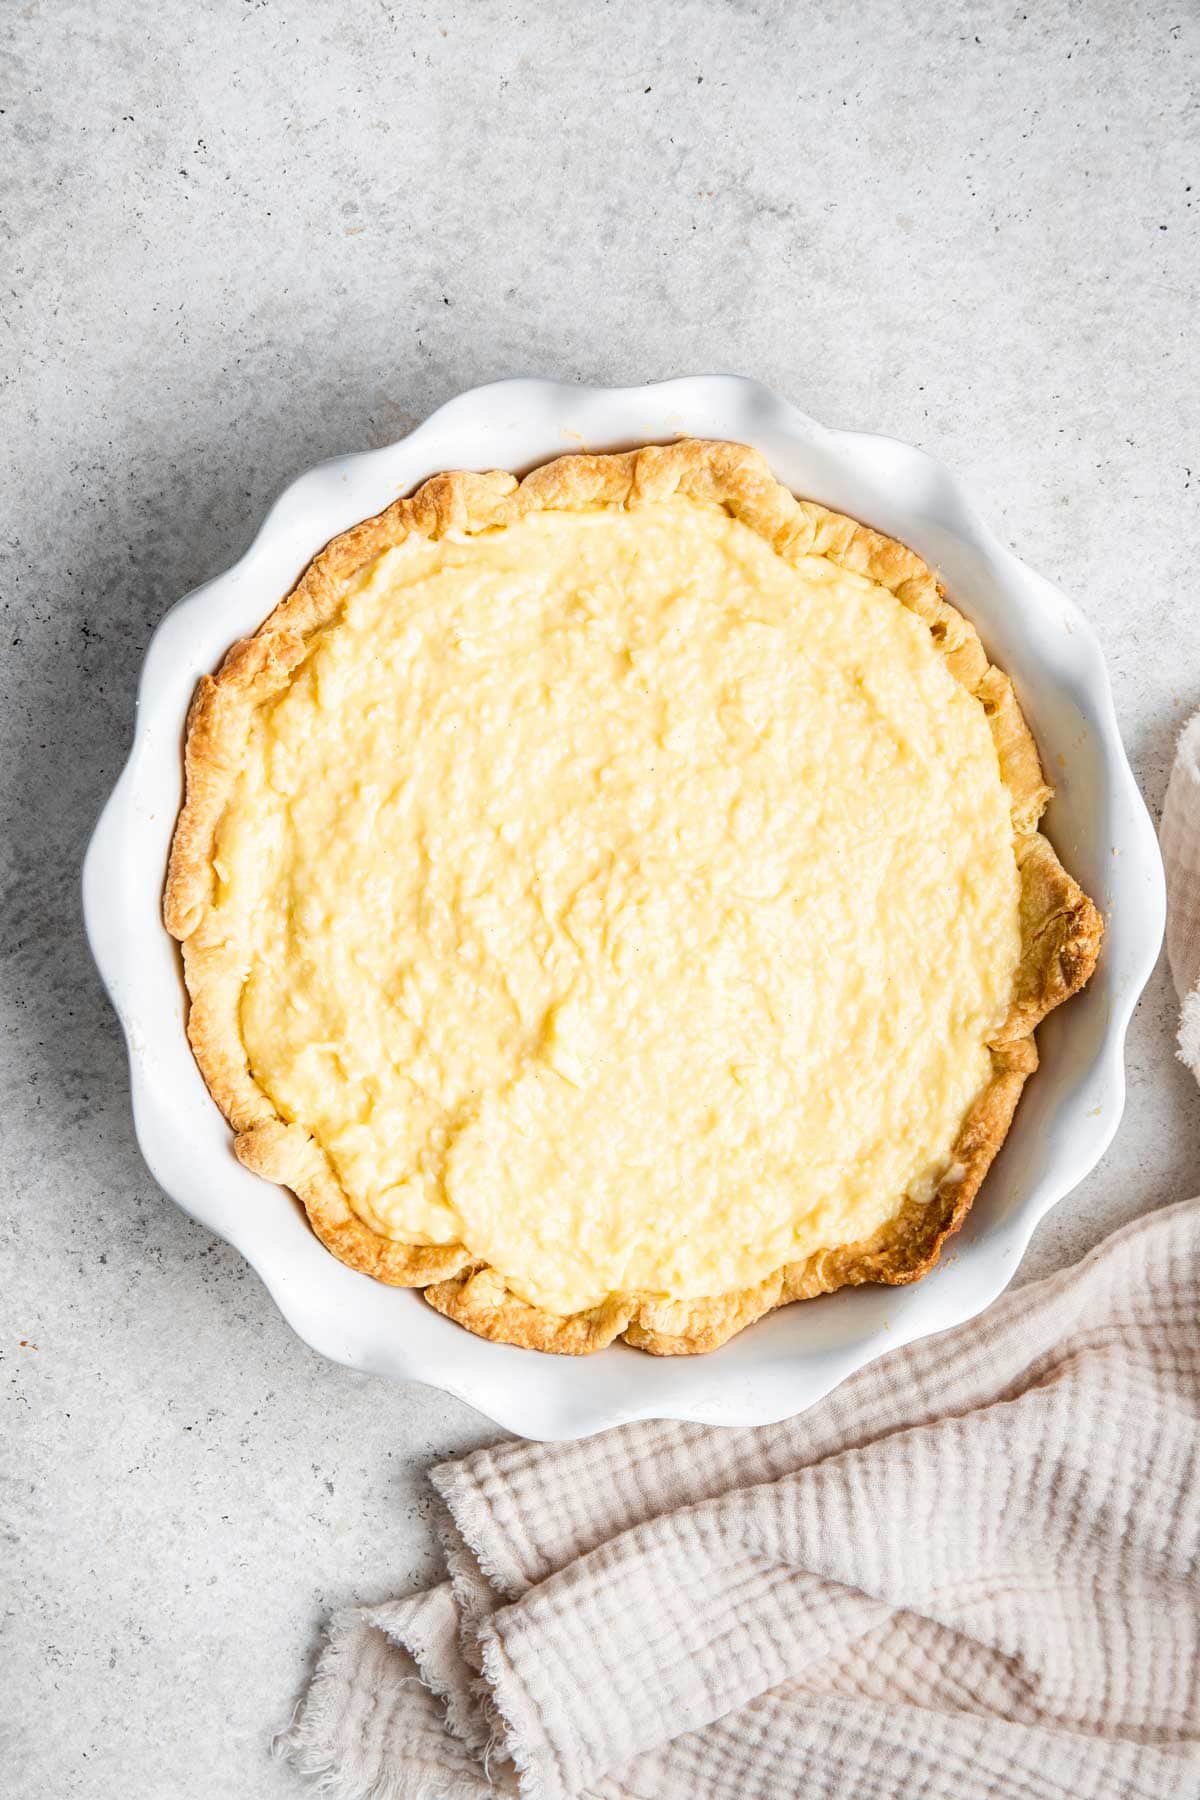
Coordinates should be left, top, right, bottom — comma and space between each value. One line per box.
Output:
81, 373, 1167, 1439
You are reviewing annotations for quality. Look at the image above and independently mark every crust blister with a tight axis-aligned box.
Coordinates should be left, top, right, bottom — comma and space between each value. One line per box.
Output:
164, 439, 1102, 1355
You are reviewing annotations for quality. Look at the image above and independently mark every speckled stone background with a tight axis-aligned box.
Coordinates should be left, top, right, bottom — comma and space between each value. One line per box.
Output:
3, 2, 1197, 1794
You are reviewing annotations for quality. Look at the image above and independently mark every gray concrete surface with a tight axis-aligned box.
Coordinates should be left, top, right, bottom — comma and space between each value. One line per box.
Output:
2, 2, 1198, 1794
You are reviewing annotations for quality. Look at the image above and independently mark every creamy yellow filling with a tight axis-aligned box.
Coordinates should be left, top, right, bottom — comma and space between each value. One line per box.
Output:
213, 497, 1021, 1315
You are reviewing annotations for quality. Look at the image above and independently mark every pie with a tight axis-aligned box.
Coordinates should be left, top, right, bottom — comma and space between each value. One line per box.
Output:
164, 439, 1102, 1355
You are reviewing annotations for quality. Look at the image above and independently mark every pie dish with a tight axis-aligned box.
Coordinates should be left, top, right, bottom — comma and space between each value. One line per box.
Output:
163, 436, 1102, 1356
85, 375, 1163, 1432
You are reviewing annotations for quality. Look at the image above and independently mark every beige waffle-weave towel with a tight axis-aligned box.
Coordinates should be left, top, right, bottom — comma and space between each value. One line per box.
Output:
282, 729, 1200, 1800
1163, 707, 1200, 1068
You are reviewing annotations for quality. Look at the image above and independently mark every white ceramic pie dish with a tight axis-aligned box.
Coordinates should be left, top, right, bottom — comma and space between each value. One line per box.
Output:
83, 375, 1164, 1440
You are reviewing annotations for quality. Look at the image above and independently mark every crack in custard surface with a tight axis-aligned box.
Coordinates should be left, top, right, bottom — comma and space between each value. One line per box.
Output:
212, 497, 1021, 1315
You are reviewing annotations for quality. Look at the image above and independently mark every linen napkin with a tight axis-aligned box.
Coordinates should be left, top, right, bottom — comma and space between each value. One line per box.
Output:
281, 727, 1200, 1800
1163, 707, 1200, 1070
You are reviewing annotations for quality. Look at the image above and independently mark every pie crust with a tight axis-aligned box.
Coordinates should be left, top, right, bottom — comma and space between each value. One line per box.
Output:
164, 440, 1102, 1355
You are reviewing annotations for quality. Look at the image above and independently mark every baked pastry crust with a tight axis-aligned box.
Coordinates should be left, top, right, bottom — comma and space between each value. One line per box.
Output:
164, 440, 1102, 1355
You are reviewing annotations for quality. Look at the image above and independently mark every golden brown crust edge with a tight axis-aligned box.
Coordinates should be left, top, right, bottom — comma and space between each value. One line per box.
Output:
164, 439, 1103, 1355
